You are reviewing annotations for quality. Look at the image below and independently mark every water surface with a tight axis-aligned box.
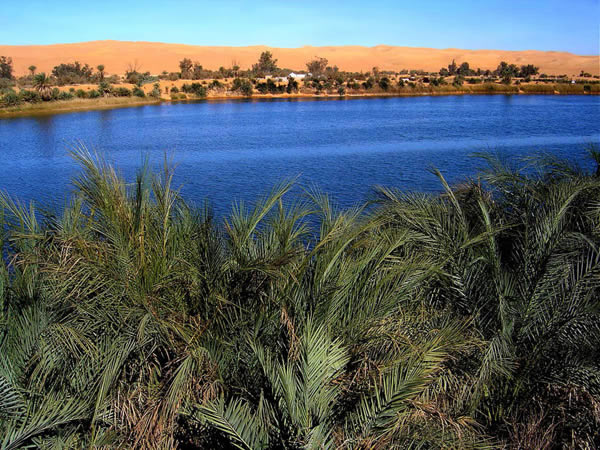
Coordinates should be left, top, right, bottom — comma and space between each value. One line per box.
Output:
0, 95, 598, 213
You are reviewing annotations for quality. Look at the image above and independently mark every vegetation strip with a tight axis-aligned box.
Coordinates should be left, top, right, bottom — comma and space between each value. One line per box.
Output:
1, 53, 598, 117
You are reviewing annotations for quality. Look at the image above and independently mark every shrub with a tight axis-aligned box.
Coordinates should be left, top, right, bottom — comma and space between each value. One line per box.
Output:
378, 77, 391, 91
0, 78, 16, 89
75, 89, 87, 98
181, 82, 207, 97
1, 90, 20, 106
453, 75, 465, 87
114, 87, 132, 97
149, 83, 161, 99
18, 89, 42, 103
132, 86, 146, 98
231, 78, 253, 97
97, 81, 112, 96
286, 78, 299, 93
88, 89, 101, 99
170, 86, 179, 94
57, 91, 74, 101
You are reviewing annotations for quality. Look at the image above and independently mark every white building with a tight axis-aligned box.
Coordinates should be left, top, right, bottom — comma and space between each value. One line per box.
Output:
289, 72, 309, 80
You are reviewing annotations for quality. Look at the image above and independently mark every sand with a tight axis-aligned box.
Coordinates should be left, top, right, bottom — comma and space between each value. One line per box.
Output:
1, 40, 598, 77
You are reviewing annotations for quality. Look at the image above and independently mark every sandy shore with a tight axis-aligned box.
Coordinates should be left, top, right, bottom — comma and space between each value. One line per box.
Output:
1, 40, 598, 77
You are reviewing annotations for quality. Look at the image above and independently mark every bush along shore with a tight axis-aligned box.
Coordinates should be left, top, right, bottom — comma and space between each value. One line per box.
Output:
1, 54, 599, 116
0, 148, 599, 448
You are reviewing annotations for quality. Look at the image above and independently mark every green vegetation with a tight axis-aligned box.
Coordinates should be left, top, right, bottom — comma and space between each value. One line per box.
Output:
0, 53, 597, 114
0, 149, 598, 448
52, 61, 94, 85
33, 72, 53, 100
181, 82, 208, 97
0, 56, 14, 80
252, 51, 279, 76
232, 78, 253, 97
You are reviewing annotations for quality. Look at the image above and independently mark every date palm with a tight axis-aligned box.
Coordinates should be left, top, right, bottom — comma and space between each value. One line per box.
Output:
97, 64, 105, 81
0, 148, 598, 448
33, 72, 52, 100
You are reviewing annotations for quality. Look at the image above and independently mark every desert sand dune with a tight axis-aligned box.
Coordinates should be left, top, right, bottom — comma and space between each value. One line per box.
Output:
1, 40, 598, 76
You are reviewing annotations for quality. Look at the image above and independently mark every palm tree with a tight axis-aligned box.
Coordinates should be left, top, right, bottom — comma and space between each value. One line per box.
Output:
33, 72, 52, 100
0, 148, 597, 448
97, 64, 105, 81
28, 65, 36, 77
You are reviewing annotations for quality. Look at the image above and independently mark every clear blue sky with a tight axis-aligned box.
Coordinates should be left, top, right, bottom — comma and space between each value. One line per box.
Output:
1, 0, 598, 54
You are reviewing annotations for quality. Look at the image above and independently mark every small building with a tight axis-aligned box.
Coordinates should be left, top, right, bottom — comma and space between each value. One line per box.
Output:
289, 72, 308, 80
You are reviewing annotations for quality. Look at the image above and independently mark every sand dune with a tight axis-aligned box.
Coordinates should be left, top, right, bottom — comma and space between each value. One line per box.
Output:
1, 40, 598, 77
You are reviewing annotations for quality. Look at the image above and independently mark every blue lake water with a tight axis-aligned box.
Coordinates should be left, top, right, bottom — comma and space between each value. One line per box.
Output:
0, 95, 599, 213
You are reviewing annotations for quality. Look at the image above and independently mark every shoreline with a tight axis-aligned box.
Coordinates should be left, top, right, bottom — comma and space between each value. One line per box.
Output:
1, 89, 598, 119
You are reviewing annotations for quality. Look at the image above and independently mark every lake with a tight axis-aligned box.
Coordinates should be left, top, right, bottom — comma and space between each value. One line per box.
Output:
0, 95, 599, 213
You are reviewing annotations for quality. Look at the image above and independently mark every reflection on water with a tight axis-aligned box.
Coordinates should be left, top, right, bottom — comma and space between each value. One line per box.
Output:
0, 95, 598, 214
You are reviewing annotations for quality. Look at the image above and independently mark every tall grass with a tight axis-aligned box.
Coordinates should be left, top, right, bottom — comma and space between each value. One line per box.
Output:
0, 148, 599, 448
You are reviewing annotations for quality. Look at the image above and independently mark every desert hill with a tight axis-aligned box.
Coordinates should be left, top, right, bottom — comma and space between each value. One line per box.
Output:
1, 40, 598, 76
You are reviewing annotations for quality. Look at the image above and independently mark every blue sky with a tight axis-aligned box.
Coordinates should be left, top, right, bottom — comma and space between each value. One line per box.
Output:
1, 0, 598, 54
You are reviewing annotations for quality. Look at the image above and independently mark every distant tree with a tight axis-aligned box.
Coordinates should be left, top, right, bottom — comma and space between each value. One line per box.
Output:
179, 58, 193, 79
232, 63, 240, 77
192, 63, 203, 80
28, 65, 37, 77
519, 64, 539, 78
252, 51, 278, 75
448, 59, 458, 75
241, 80, 253, 97
0, 56, 14, 79
218, 66, 230, 78
149, 82, 161, 98
378, 76, 391, 91
286, 77, 299, 94
232, 78, 253, 97
97, 65, 105, 81
33, 73, 52, 100
126, 60, 142, 76
457, 62, 472, 76
306, 57, 329, 77
496, 61, 519, 78
439, 67, 450, 77
372, 66, 380, 80
132, 86, 145, 98
52, 61, 93, 85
